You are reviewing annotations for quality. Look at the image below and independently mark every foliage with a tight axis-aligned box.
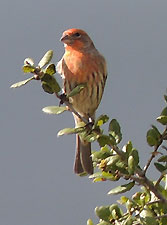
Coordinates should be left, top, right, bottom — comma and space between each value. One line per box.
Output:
11, 51, 167, 225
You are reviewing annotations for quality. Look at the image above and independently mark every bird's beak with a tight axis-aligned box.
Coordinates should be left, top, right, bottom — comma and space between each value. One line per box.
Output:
60, 34, 69, 43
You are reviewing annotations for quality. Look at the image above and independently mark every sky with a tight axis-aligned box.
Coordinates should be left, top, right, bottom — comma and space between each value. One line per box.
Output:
1, 0, 167, 224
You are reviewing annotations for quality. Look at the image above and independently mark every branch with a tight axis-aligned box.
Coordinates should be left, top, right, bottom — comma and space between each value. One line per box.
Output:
33, 70, 89, 124
111, 145, 167, 204
155, 174, 164, 188
132, 169, 167, 204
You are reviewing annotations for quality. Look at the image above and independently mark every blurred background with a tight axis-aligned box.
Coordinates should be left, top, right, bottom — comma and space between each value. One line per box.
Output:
1, 0, 167, 224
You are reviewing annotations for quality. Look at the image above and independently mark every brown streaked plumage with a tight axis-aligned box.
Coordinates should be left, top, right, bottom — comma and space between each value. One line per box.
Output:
57, 28, 107, 174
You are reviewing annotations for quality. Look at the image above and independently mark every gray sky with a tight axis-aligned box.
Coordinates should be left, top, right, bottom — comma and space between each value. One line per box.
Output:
1, 0, 167, 224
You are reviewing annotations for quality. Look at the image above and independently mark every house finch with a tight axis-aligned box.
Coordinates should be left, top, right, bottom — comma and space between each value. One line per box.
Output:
57, 28, 107, 175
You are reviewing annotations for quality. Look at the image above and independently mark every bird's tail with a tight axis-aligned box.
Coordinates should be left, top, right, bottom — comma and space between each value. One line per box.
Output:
74, 134, 93, 175
73, 114, 93, 175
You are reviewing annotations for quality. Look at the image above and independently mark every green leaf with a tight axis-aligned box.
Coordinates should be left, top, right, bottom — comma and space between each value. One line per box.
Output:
154, 162, 167, 173
42, 106, 67, 115
95, 206, 110, 222
119, 196, 129, 204
94, 115, 109, 127
89, 171, 118, 182
57, 127, 85, 136
158, 155, 167, 162
157, 116, 167, 125
128, 155, 135, 175
67, 84, 86, 97
146, 128, 161, 146
41, 82, 54, 94
108, 181, 135, 195
87, 219, 94, 225
108, 119, 122, 144
122, 141, 133, 157
140, 207, 159, 225
92, 177, 106, 182
157, 107, 167, 125
10, 77, 34, 88
92, 146, 111, 161
151, 125, 161, 135
24, 58, 34, 66
164, 95, 167, 103
130, 148, 139, 165
38, 50, 53, 68
41, 74, 61, 93
45, 64, 56, 75
22, 65, 35, 73
83, 132, 99, 143
97, 135, 115, 147
109, 204, 123, 219
106, 155, 120, 166
161, 107, 167, 116
101, 171, 119, 181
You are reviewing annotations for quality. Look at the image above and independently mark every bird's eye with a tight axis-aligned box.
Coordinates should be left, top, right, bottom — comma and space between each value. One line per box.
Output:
74, 32, 81, 37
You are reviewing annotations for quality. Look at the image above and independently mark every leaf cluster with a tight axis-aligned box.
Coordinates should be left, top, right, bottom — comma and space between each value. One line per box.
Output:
11, 50, 61, 94
87, 95, 167, 225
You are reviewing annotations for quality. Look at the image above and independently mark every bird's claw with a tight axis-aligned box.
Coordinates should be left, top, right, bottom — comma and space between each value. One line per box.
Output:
59, 93, 67, 106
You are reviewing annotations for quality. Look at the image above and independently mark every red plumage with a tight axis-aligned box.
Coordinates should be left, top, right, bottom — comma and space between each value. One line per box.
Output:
57, 28, 107, 174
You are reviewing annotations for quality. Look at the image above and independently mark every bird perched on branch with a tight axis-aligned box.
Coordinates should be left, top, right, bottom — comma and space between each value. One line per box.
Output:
57, 28, 107, 175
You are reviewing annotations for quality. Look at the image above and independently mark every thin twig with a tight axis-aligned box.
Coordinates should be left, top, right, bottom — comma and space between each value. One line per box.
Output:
155, 174, 164, 188
144, 126, 167, 174
54, 92, 89, 124
143, 145, 160, 175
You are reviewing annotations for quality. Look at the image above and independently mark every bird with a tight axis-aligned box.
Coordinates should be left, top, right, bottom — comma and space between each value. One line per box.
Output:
56, 28, 107, 175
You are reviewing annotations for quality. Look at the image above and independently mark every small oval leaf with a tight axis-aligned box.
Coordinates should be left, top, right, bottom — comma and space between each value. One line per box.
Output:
164, 95, 167, 103
42, 106, 67, 115
98, 135, 115, 147
161, 107, 167, 116
95, 206, 110, 222
108, 119, 122, 144
128, 155, 135, 175
157, 107, 167, 125
94, 115, 109, 127
157, 115, 167, 125
87, 219, 94, 225
10, 77, 34, 88
108, 181, 135, 195
41, 82, 54, 94
130, 148, 139, 165
57, 127, 85, 136
109, 204, 123, 219
158, 155, 167, 162
24, 58, 34, 66
146, 128, 160, 146
22, 65, 35, 73
38, 50, 53, 68
41, 74, 61, 93
154, 162, 167, 173
45, 64, 56, 75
